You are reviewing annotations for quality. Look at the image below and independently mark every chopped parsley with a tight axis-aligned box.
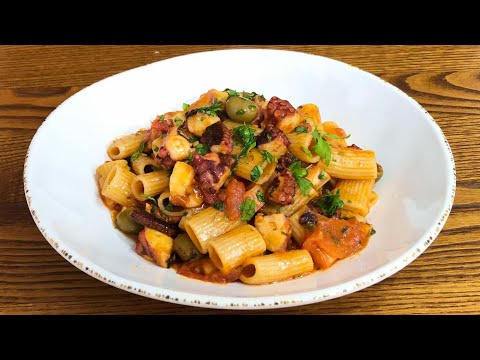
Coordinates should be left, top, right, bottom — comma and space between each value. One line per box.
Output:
294, 126, 308, 133
239, 199, 256, 221
289, 161, 313, 196
250, 165, 263, 182
318, 170, 326, 180
233, 125, 256, 158
164, 202, 174, 211
311, 128, 332, 166
301, 146, 313, 158
195, 99, 223, 116
195, 143, 210, 156
185, 153, 193, 163
236, 109, 246, 115
154, 146, 159, 152
174, 117, 183, 126
225, 88, 239, 99
158, 114, 165, 122
182, 103, 190, 111
212, 202, 225, 211
316, 189, 344, 218
141, 194, 157, 205
266, 134, 272, 142
130, 141, 146, 162
260, 150, 275, 163
370, 228, 377, 236
319, 131, 351, 140
188, 137, 198, 143
256, 190, 264, 202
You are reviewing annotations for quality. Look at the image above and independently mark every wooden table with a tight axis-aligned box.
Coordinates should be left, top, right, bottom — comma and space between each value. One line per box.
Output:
1, 45, 478, 314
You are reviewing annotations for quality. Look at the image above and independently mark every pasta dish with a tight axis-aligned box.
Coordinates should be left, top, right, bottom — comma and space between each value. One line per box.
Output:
96, 89, 382, 285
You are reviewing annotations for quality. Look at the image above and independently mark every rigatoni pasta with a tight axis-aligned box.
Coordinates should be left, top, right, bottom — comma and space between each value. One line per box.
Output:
96, 88, 381, 285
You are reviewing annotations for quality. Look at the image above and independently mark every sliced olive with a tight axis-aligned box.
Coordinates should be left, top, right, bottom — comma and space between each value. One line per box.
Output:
376, 163, 383, 183
173, 234, 201, 262
116, 208, 143, 234
226, 96, 258, 123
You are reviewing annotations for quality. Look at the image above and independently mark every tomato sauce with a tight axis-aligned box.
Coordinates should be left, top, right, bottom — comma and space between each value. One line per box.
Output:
176, 258, 241, 284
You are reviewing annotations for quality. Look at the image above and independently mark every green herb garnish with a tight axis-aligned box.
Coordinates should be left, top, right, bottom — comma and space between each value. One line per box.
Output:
195, 143, 210, 156
256, 190, 264, 202
196, 99, 223, 116
174, 117, 183, 126
294, 126, 308, 133
225, 88, 239, 98
318, 170, 326, 180
188, 137, 198, 143
311, 128, 332, 166
234, 124, 256, 158
182, 103, 190, 111
158, 114, 165, 122
301, 146, 313, 158
289, 161, 313, 196
212, 202, 225, 211
260, 150, 275, 163
250, 165, 263, 182
239, 199, 256, 221
185, 153, 193, 163
130, 141, 146, 162
236, 109, 246, 115
165, 202, 174, 211
316, 189, 344, 218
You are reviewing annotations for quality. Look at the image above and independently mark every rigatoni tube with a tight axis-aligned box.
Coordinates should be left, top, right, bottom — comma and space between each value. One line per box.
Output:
208, 225, 266, 274
131, 171, 170, 201
101, 166, 136, 207
327, 147, 377, 180
334, 179, 375, 216
107, 132, 145, 160
184, 207, 245, 254
239, 250, 314, 285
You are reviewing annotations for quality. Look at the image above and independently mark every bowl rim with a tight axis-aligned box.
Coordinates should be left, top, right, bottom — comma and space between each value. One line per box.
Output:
23, 48, 456, 310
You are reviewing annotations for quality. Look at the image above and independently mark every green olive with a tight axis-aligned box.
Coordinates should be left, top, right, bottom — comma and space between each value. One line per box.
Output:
376, 163, 384, 183
173, 234, 201, 262
226, 96, 258, 123
116, 208, 143, 234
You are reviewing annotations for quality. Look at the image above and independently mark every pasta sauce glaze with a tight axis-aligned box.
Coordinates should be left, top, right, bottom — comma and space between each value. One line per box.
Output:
176, 258, 242, 284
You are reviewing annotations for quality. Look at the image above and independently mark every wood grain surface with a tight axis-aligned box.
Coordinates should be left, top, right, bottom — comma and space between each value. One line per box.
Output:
1, 45, 478, 315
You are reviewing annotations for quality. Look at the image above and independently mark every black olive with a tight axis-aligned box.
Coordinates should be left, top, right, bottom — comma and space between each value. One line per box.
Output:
299, 211, 317, 228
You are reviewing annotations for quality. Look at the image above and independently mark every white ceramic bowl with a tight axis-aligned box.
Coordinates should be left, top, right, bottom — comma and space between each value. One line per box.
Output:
24, 49, 455, 309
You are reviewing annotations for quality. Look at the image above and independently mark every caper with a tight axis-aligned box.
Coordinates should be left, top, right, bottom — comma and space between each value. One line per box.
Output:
376, 163, 383, 183
226, 96, 258, 123
173, 234, 201, 262
116, 207, 143, 234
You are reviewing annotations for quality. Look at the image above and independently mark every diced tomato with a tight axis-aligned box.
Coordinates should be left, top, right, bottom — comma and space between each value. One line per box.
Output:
302, 216, 371, 268
224, 179, 245, 220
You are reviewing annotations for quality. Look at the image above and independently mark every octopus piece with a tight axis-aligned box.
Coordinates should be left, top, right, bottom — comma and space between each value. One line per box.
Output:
150, 116, 173, 142
268, 169, 296, 205
191, 153, 234, 204
155, 147, 176, 170
130, 209, 179, 238
266, 96, 302, 133
275, 153, 298, 173
255, 123, 290, 147
267, 96, 296, 123
200, 122, 233, 155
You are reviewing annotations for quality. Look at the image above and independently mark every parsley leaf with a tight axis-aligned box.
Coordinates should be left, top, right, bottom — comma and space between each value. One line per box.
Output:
195, 143, 210, 155
165, 202, 174, 211
212, 202, 225, 211
294, 126, 308, 133
141, 194, 157, 205
239, 199, 256, 221
318, 170, 326, 180
225, 88, 239, 98
250, 165, 263, 182
318, 131, 350, 140
182, 103, 190, 111
311, 128, 332, 166
236, 109, 246, 115
266, 134, 272, 142
158, 114, 165, 122
185, 153, 193, 163
154, 146, 159, 152
289, 161, 313, 196
260, 150, 275, 163
174, 117, 183, 126
301, 146, 313, 158
188, 137, 198, 143
195, 99, 223, 116
256, 190, 264, 202
233, 125, 256, 158
131, 141, 146, 162
316, 189, 344, 218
